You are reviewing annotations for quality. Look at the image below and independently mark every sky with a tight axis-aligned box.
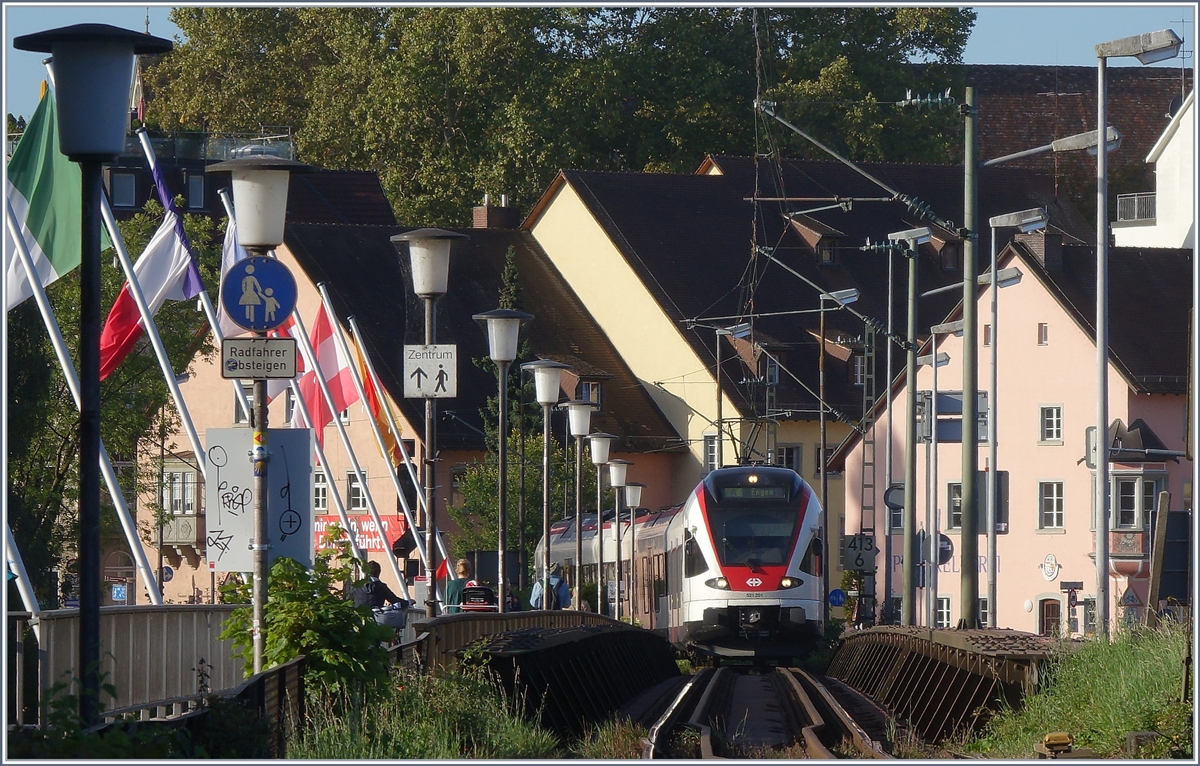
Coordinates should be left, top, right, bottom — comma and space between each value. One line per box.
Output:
2, 3, 1196, 123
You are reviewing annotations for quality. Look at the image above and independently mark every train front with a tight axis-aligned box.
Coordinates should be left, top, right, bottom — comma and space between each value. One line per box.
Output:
676, 465, 824, 660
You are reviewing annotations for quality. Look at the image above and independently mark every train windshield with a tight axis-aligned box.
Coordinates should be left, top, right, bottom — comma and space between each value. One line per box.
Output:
710, 508, 797, 567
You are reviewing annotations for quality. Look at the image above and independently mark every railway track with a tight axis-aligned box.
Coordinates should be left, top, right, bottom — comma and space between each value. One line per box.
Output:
639, 666, 892, 759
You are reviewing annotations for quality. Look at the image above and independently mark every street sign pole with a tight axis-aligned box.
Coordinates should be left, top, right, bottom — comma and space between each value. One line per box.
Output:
221, 256, 298, 675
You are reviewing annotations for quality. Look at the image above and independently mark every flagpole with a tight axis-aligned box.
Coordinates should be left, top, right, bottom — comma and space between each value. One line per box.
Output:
6, 200, 164, 604
143, 135, 251, 424
319, 287, 430, 599
98, 197, 207, 477
285, 376, 376, 580
347, 315, 454, 569
6, 523, 42, 640
289, 309, 410, 594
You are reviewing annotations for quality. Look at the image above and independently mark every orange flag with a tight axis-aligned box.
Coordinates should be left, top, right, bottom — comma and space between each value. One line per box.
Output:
355, 342, 402, 466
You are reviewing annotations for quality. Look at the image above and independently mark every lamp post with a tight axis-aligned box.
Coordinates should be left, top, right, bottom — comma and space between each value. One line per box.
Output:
887, 227, 931, 626
563, 400, 595, 609
474, 309, 534, 612
522, 360, 571, 609
986, 208, 1046, 628
918, 336, 952, 627
393, 229, 468, 618
588, 432, 617, 616
206, 153, 314, 673
624, 481, 645, 620
1093, 28, 1181, 639
13, 23, 172, 726
608, 458, 631, 619
818, 288, 859, 627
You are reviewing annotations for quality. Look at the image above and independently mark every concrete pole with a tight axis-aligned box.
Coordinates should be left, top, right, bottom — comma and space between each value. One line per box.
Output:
497, 361, 511, 613
819, 304, 830, 628
424, 296, 437, 617
902, 239, 919, 626
987, 226, 1000, 627
1095, 58, 1111, 639
960, 85, 980, 629
883, 249, 895, 623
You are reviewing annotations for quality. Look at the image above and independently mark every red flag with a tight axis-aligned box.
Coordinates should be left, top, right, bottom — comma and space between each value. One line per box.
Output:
294, 304, 359, 448
355, 342, 401, 464
435, 559, 449, 581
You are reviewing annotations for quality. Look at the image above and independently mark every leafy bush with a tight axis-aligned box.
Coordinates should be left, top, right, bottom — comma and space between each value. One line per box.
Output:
219, 526, 394, 690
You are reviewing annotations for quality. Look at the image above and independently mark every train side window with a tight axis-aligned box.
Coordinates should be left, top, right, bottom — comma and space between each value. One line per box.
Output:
683, 530, 709, 577
799, 535, 820, 576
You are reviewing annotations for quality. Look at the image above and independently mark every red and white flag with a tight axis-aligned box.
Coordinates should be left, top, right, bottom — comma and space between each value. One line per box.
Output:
266, 314, 302, 403
295, 304, 359, 447
215, 216, 251, 338
99, 164, 204, 380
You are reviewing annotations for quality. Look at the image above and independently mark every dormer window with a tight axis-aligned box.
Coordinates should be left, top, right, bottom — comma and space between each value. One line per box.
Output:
579, 380, 602, 408
817, 240, 837, 264
764, 357, 780, 386
940, 242, 962, 270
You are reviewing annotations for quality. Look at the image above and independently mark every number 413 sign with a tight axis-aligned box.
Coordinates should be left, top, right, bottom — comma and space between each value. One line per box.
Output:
842, 533, 879, 571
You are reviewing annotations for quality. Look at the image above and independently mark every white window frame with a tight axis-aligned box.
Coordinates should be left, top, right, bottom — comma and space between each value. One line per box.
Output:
1037, 322, 1050, 345
313, 471, 327, 512
948, 483, 963, 530
982, 323, 992, 347
339, 407, 351, 425
773, 444, 802, 474
703, 434, 719, 472
978, 597, 989, 627
346, 470, 368, 510
579, 380, 602, 408
1039, 405, 1063, 443
1108, 473, 1164, 530
1039, 481, 1065, 529
936, 597, 952, 628
851, 354, 866, 386
284, 387, 296, 425
234, 383, 254, 425
764, 356, 780, 386
161, 467, 198, 515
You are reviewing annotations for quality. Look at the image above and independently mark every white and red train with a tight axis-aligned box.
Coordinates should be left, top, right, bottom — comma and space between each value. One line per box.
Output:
536, 465, 825, 660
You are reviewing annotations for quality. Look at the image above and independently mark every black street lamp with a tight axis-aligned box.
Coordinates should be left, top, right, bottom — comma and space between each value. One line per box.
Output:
13, 23, 172, 727
474, 309, 533, 611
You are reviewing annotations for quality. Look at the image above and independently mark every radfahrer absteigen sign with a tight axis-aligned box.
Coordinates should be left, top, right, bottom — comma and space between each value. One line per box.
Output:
221, 337, 297, 378
403, 344, 457, 398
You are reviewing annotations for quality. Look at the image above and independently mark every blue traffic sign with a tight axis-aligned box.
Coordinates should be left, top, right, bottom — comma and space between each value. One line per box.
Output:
221, 256, 297, 333
828, 588, 847, 607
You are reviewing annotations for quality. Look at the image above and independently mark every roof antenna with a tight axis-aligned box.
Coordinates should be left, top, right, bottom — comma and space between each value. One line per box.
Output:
145, 7, 150, 34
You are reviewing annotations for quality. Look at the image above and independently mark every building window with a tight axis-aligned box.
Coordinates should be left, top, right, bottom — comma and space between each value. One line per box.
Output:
1037, 322, 1049, 345
313, 471, 327, 512
346, 471, 367, 510
187, 173, 205, 210
1040, 481, 1065, 529
941, 242, 961, 270
1143, 479, 1159, 528
978, 597, 989, 627
579, 380, 602, 407
233, 383, 254, 425
936, 597, 952, 628
110, 172, 136, 207
1082, 598, 1096, 635
851, 354, 866, 386
890, 503, 903, 531
817, 240, 836, 264
773, 445, 802, 474
161, 467, 198, 515
703, 435, 719, 472
948, 483, 963, 530
1040, 405, 1063, 442
339, 407, 351, 425
983, 324, 992, 347
284, 387, 296, 424
764, 356, 780, 386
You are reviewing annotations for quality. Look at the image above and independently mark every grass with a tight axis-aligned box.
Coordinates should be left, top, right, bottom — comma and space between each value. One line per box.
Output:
964, 619, 1193, 759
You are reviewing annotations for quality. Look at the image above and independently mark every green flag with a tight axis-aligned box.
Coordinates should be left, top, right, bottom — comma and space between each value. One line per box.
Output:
5, 85, 109, 312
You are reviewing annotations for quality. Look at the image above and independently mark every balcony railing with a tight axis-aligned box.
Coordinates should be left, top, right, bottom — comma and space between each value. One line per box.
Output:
1116, 192, 1156, 222
8, 127, 295, 163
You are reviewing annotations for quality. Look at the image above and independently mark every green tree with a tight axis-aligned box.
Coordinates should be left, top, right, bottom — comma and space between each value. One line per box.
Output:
147, 8, 976, 225
5, 197, 220, 606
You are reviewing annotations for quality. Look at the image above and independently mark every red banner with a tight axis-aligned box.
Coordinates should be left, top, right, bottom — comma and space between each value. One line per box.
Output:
315, 514, 405, 552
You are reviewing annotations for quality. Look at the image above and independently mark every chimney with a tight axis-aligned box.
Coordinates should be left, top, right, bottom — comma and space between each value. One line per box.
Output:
1015, 230, 1063, 271
473, 193, 521, 229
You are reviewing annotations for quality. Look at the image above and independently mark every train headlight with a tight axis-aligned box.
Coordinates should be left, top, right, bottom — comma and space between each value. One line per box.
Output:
779, 576, 803, 589
706, 576, 731, 590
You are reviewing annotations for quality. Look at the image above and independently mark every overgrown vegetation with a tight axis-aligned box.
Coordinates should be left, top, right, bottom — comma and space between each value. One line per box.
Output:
965, 620, 1193, 759
219, 526, 393, 690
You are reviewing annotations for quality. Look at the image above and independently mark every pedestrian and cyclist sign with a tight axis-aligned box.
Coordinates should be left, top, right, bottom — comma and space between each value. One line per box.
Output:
403, 344, 457, 398
221, 256, 297, 333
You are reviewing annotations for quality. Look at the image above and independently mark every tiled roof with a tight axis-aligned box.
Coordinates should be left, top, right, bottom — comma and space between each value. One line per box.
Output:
282, 223, 680, 452
1010, 241, 1191, 394
558, 156, 1094, 425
